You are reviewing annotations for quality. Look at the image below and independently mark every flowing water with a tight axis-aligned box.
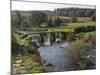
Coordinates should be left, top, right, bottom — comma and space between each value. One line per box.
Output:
12, 32, 96, 74
38, 42, 74, 72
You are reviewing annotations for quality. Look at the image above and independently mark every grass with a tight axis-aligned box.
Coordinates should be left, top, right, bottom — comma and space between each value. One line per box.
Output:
58, 22, 95, 29
52, 16, 91, 22
84, 31, 96, 37
12, 32, 44, 74
76, 31, 96, 48
64, 31, 96, 70
22, 21, 96, 32
21, 55, 44, 73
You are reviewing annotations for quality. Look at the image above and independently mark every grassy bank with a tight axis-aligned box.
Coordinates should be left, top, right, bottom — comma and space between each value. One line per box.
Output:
12, 32, 44, 74
64, 31, 96, 70
21, 22, 95, 32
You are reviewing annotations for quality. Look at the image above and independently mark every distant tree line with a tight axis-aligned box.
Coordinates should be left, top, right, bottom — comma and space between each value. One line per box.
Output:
12, 11, 62, 28
11, 7, 96, 29
54, 8, 96, 17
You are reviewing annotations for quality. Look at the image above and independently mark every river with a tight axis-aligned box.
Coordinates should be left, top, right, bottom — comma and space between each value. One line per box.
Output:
12, 32, 95, 74
38, 42, 74, 72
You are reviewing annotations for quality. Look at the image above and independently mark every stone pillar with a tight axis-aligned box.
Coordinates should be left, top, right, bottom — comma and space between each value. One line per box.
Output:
39, 33, 44, 46
51, 32, 56, 44
62, 32, 67, 40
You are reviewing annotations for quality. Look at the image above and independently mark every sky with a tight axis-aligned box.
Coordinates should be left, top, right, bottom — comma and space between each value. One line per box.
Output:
12, 0, 96, 11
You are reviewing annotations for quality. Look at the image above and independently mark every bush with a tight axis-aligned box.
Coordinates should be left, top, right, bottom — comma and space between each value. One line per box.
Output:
12, 32, 22, 55
64, 32, 96, 70
67, 32, 75, 42
71, 16, 77, 23
64, 40, 95, 70
54, 17, 62, 26
91, 13, 96, 21
12, 31, 44, 74
76, 32, 96, 48
77, 32, 85, 40
74, 26, 96, 33
83, 32, 96, 48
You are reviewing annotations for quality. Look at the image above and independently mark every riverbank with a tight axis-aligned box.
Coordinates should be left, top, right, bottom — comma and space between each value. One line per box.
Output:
12, 29, 96, 74
64, 32, 96, 70
11, 32, 44, 74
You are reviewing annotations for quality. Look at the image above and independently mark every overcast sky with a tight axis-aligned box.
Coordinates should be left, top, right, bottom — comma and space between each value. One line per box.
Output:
12, 0, 96, 11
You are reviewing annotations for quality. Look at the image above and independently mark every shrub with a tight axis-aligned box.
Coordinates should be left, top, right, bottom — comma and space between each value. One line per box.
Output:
76, 32, 96, 48
74, 26, 96, 34
54, 17, 62, 26
77, 32, 85, 40
71, 15, 77, 23
67, 32, 75, 42
64, 40, 95, 70
12, 31, 44, 74
91, 13, 96, 21
64, 32, 96, 70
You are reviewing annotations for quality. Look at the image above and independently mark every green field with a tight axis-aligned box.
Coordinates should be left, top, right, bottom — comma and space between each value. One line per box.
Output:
22, 21, 96, 32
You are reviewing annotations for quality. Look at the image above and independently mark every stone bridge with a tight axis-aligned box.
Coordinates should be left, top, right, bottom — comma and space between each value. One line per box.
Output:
17, 31, 68, 46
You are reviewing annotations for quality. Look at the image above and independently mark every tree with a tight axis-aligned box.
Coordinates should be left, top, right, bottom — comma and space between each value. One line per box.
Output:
71, 15, 77, 23
47, 19, 54, 27
67, 32, 75, 42
54, 17, 62, 26
21, 19, 28, 29
91, 13, 96, 21
11, 11, 22, 28
71, 8, 77, 23
54, 8, 95, 17
20, 16, 30, 29
31, 11, 47, 27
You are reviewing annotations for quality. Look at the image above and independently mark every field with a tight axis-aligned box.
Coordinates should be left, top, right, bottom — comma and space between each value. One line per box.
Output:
22, 21, 96, 32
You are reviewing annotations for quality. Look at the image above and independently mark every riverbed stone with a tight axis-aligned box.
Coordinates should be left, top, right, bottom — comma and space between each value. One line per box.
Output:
19, 70, 27, 74
17, 54, 22, 57
15, 59, 22, 64
14, 64, 21, 68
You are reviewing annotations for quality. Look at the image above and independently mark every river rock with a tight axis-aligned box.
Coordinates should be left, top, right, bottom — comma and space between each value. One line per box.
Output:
15, 60, 22, 64
18, 67, 25, 71
17, 54, 22, 57
14, 64, 21, 68
19, 70, 27, 74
